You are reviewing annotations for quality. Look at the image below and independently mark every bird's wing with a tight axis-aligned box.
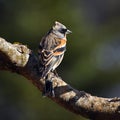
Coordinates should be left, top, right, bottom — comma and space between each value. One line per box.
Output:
40, 49, 54, 66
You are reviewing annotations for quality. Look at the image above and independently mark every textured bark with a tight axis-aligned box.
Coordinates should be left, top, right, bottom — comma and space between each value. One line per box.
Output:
0, 37, 120, 120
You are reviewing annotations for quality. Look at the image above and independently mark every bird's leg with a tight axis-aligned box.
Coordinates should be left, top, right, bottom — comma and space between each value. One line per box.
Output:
43, 73, 55, 97
53, 70, 62, 79
53, 70, 59, 77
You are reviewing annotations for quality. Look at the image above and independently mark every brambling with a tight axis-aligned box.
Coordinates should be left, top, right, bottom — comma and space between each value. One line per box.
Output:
38, 21, 71, 96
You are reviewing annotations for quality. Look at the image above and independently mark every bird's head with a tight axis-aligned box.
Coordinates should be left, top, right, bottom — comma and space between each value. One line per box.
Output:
52, 21, 72, 38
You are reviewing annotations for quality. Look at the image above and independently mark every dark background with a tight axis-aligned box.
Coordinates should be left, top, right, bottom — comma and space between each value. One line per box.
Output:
0, 0, 120, 120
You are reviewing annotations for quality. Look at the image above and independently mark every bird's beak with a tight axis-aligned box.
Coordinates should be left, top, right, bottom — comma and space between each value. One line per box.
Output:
66, 29, 72, 34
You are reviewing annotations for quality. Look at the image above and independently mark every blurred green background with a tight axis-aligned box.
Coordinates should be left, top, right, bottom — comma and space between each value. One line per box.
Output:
0, 0, 120, 120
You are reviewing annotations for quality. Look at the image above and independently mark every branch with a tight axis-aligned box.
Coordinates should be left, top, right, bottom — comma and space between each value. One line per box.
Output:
0, 37, 120, 120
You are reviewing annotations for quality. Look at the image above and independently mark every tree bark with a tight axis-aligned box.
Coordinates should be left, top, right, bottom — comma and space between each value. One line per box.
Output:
0, 37, 120, 120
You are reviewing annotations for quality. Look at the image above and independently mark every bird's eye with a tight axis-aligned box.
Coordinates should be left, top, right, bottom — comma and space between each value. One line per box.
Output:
59, 28, 67, 34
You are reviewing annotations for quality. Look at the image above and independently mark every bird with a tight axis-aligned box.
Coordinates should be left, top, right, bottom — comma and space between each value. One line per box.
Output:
38, 21, 71, 96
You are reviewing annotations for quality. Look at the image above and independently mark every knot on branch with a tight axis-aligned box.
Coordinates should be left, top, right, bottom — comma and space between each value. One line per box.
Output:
0, 37, 30, 66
